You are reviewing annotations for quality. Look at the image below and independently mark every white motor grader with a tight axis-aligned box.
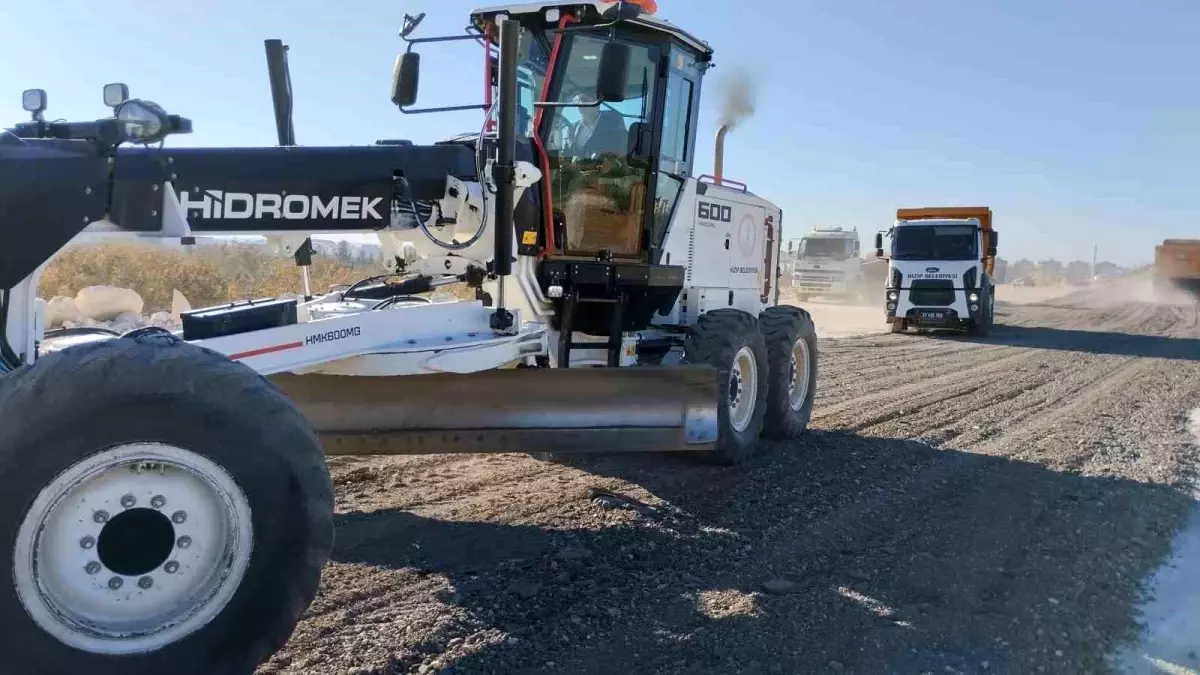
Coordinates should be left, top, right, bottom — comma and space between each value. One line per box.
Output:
0, 2, 817, 672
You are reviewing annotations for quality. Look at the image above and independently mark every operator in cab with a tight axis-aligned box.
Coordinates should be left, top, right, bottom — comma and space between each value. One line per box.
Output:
567, 92, 627, 159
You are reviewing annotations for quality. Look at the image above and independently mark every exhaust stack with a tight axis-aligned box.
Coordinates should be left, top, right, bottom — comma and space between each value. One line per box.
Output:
713, 124, 731, 185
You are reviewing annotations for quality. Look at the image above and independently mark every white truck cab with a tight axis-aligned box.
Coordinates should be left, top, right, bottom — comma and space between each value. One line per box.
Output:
874, 207, 998, 336
786, 226, 863, 302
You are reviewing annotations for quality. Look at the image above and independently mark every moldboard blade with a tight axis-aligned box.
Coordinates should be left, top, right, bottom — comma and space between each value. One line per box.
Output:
268, 365, 721, 456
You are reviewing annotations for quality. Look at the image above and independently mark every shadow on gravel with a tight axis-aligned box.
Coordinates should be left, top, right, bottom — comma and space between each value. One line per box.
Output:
329, 431, 1196, 675
939, 324, 1200, 362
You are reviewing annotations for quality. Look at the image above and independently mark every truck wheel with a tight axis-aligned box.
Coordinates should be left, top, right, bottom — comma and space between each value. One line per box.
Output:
968, 287, 995, 337
683, 309, 769, 465
759, 305, 818, 440
0, 334, 334, 675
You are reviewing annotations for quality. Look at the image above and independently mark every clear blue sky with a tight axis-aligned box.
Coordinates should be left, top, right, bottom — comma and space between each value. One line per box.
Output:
3, 0, 1196, 267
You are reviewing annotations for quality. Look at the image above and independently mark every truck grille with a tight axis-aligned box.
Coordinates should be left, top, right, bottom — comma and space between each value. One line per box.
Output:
909, 279, 955, 306
796, 270, 845, 282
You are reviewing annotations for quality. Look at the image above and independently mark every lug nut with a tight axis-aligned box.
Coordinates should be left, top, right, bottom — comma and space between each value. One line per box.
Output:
120, 494, 137, 508
85, 562, 102, 575
164, 561, 180, 574
171, 511, 187, 524
80, 536, 95, 550
138, 576, 154, 590
177, 536, 192, 549
151, 495, 166, 509
108, 577, 123, 590
93, 510, 109, 524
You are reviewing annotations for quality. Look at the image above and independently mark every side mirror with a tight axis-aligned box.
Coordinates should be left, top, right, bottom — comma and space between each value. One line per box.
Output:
626, 121, 653, 167
987, 230, 998, 257
391, 52, 420, 107
21, 89, 46, 114
115, 99, 173, 145
103, 83, 129, 109
873, 232, 884, 257
596, 42, 630, 103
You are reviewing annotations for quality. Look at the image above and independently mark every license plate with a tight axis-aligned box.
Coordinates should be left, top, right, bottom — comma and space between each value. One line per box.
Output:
921, 310, 945, 320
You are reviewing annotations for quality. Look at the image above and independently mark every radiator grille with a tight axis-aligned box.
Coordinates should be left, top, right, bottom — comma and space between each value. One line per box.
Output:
909, 279, 955, 306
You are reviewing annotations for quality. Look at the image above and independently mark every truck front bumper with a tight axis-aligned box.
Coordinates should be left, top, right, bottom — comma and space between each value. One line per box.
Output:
886, 288, 984, 331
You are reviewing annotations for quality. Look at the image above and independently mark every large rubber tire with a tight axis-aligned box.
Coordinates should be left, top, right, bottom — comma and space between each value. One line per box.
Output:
683, 309, 769, 465
967, 285, 995, 337
0, 334, 334, 675
759, 305, 818, 440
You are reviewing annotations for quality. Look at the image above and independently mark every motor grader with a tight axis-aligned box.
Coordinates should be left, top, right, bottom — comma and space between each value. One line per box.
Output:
0, 2, 817, 672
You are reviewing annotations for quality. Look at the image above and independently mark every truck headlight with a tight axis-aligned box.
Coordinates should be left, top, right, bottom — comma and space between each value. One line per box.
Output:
970, 304, 980, 313
968, 292, 979, 303
887, 302, 896, 312
887, 291, 898, 301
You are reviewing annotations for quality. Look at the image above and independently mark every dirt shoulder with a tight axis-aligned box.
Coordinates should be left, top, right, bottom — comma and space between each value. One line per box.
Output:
258, 291, 1200, 675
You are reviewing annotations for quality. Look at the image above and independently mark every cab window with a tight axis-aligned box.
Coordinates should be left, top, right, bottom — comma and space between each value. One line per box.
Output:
542, 33, 659, 257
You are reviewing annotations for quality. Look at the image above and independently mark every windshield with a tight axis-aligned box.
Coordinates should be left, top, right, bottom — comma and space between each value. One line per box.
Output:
538, 30, 659, 256
892, 225, 978, 261
514, 29, 552, 137
801, 237, 853, 260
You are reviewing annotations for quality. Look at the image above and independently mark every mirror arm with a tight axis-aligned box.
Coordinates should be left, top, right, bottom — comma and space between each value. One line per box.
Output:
403, 33, 481, 51
399, 102, 492, 116
533, 99, 603, 109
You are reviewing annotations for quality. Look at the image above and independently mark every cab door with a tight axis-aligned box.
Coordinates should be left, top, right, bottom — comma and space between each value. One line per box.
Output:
646, 43, 703, 264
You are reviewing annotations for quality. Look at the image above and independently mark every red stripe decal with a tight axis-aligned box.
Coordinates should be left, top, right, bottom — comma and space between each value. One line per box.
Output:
228, 342, 304, 360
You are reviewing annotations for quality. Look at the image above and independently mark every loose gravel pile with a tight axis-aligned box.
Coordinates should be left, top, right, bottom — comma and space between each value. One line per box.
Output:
257, 284, 1200, 675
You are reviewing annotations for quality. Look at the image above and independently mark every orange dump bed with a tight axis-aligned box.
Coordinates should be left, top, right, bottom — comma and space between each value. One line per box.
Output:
1155, 239, 1200, 280
895, 207, 992, 232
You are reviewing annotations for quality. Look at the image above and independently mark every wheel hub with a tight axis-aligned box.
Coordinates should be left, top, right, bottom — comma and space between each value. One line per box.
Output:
728, 346, 759, 432
13, 443, 253, 655
787, 337, 811, 411
96, 507, 175, 577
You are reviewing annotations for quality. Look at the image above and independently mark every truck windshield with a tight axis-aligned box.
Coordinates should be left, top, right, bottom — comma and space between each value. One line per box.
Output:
802, 238, 852, 259
892, 225, 977, 261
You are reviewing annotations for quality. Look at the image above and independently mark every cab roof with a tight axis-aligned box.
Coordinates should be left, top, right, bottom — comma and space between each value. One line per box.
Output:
469, 1, 713, 56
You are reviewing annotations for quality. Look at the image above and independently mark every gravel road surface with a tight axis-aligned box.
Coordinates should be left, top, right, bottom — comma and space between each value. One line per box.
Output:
258, 280, 1200, 675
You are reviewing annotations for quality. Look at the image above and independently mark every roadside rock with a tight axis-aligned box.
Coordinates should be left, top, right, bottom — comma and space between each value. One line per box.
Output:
44, 296, 83, 327
171, 289, 192, 319
75, 285, 144, 321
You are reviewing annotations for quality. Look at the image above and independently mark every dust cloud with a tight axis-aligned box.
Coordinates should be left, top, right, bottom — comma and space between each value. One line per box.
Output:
779, 290, 886, 338
1051, 272, 1199, 309
715, 66, 757, 131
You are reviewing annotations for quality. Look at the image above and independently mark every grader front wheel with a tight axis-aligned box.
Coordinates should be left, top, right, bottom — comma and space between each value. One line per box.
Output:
683, 309, 770, 465
0, 335, 333, 675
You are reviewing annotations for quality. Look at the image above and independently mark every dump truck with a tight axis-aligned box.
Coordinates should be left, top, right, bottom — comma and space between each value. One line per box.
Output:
785, 226, 868, 303
874, 206, 998, 335
1153, 239, 1200, 299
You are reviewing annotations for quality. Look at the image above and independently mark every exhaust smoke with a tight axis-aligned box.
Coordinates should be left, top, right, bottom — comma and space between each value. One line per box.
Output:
716, 66, 758, 131
712, 66, 758, 184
